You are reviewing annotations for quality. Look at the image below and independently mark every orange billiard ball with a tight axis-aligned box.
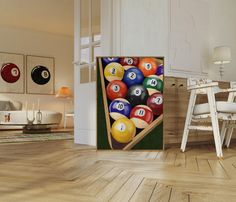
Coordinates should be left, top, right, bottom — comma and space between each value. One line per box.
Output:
138, 57, 158, 77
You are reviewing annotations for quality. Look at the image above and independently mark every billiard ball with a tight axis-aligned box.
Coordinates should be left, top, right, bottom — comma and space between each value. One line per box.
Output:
102, 57, 120, 66
147, 92, 163, 116
31, 65, 51, 85
130, 105, 153, 129
156, 64, 164, 76
106, 80, 128, 100
138, 57, 158, 77
109, 98, 131, 120
1, 63, 20, 83
123, 67, 144, 87
126, 85, 149, 107
120, 57, 139, 70
143, 75, 163, 95
104, 62, 124, 82
111, 118, 136, 143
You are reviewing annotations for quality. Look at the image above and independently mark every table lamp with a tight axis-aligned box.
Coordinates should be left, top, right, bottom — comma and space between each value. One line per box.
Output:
56, 87, 73, 128
213, 46, 231, 79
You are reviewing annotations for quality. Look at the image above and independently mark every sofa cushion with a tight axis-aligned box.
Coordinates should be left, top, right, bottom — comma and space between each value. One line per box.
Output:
0, 101, 11, 111
9, 101, 22, 110
194, 101, 236, 115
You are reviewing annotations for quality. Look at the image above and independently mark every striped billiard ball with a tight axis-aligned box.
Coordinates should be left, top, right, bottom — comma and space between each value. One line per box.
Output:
130, 105, 153, 129
109, 98, 131, 120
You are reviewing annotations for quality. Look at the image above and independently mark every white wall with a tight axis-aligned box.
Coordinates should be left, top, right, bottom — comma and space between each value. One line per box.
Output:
77, 0, 236, 146
103, 0, 211, 78
208, 0, 236, 81
0, 26, 74, 127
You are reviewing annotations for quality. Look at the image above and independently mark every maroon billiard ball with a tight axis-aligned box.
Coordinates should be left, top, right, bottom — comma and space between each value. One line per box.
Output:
147, 92, 163, 116
120, 57, 139, 70
1, 63, 20, 83
130, 105, 153, 129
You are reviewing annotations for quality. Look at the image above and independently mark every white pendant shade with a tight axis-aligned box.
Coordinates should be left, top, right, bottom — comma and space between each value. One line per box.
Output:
213, 46, 231, 64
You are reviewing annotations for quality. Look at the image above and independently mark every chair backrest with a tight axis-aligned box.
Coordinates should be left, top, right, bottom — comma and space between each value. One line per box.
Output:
228, 81, 236, 102
187, 78, 236, 107
187, 78, 212, 87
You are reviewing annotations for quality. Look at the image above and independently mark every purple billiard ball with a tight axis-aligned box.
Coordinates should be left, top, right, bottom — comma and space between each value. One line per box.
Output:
102, 57, 120, 66
156, 64, 164, 76
109, 98, 131, 120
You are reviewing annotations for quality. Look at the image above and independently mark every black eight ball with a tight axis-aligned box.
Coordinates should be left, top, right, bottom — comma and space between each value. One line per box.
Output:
31, 65, 51, 85
126, 85, 149, 107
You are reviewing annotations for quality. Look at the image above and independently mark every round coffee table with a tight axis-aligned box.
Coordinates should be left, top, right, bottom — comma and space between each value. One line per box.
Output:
0, 122, 57, 134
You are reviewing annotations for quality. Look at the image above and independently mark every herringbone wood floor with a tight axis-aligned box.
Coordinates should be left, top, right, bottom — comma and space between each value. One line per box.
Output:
1, 140, 236, 202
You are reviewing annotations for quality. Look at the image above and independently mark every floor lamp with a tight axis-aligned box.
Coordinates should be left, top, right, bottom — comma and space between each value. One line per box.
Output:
56, 87, 72, 128
213, 46, 231, 80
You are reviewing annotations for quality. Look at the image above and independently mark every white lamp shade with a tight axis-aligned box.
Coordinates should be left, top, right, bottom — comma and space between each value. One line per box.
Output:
213, 46, 231, 64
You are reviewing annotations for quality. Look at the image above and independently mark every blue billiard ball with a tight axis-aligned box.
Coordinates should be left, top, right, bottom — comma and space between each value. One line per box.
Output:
102, 57, 120, 66
109, 98, 131, 120
123, 67, 144, 87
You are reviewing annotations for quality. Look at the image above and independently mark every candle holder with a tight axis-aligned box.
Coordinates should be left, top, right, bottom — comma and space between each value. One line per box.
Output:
26, 104, 35, 125
27, 117, 35, 125
36, 110, 42, 124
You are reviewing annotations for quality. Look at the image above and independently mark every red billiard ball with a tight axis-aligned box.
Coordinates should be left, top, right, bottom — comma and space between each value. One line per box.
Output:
1, 63, 20, 83
130, 105, 153, 129
138, 57, 158, 77
106, 80, 128, 100
120, 57, 139, 70
147, 92, 163, 116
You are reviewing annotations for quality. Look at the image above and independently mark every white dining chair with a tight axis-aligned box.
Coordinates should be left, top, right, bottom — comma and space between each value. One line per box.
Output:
222, 82, 236, 148
180, 78, 236, 158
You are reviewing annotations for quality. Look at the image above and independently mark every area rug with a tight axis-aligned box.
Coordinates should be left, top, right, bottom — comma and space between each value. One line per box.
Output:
0, 131, 74, 143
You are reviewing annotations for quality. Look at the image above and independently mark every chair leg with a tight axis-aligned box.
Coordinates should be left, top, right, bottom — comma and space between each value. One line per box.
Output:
225, 127, 234, 148
220, 121, 228, 145
181, 90, 197, 152
207, 88, 223, 158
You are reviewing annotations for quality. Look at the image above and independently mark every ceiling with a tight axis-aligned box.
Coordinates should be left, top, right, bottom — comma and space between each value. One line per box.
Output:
0, 0, 100, 37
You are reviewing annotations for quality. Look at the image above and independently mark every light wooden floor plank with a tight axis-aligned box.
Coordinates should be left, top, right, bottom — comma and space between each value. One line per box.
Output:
149, 183, 172, 202
129, 178, 157, 202
0, 139, 236, 201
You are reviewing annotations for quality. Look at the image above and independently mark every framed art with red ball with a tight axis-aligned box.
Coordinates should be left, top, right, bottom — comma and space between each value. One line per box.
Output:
0, 52, 24, 93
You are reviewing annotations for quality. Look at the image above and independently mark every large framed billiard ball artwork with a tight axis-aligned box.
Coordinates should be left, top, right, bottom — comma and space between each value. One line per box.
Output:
97, 57, 164, 150
0, 52, 24, 93
26, 55, 55, 94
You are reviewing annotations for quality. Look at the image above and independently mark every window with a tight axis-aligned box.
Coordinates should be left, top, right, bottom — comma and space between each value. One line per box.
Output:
80, 0, 101, 83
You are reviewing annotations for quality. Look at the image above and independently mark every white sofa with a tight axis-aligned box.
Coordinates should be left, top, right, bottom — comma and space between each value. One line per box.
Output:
0, 110, 62, 125
0, 100, 62, 129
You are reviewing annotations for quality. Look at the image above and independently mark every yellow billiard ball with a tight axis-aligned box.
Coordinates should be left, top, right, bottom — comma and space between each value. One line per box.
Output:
104, 62, 124, 82
111, 118, 136, 143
